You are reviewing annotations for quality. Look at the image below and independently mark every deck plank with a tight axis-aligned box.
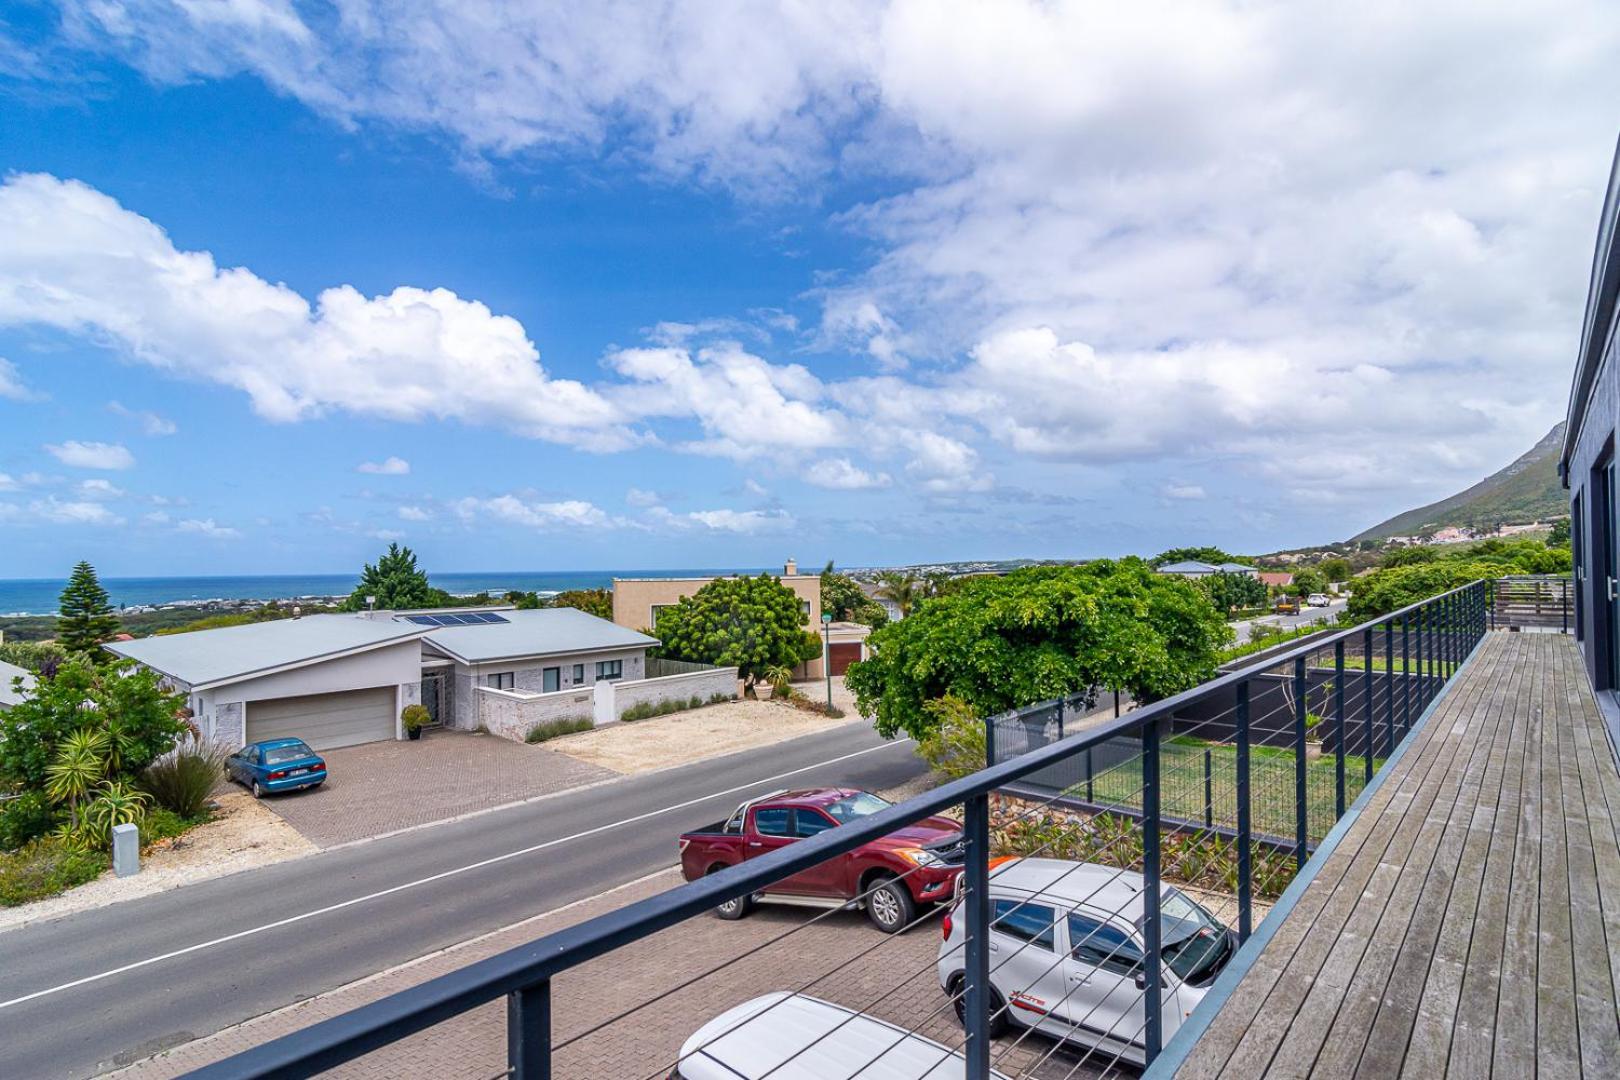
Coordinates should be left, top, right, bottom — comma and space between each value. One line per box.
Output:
1167, 633, 1620, 1080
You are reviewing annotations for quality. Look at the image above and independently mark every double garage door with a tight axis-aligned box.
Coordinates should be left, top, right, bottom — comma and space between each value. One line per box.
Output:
828, 643, 863, 676
245, 686, 396, 751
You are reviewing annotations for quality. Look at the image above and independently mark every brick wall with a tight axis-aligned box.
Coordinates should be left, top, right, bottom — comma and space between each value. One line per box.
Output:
474, 685, 597, 742
609, 666, 738, 722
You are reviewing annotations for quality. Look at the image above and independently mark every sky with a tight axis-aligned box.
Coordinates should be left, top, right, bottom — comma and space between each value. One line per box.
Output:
0, 1, 1617, 578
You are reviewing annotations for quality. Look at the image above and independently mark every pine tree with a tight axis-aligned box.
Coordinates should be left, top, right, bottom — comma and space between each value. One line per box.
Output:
57, 561, 121, 655
342, 543, 437, 611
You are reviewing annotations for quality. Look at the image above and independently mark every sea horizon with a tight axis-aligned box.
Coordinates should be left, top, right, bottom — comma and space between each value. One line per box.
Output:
0, 567, 768, 617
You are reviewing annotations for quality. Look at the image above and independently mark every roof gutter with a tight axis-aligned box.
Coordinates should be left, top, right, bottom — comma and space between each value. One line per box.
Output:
1562, 130, 1620, 487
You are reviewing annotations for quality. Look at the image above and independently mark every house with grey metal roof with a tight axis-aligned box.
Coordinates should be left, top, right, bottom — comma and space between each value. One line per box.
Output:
0, 659, 34, 711
102, 606, 674, 751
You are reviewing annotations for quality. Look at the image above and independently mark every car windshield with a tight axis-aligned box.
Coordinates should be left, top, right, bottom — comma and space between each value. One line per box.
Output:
822, 792, 891, 823
1149, 890, 1231, 983
263, 744, 315, 765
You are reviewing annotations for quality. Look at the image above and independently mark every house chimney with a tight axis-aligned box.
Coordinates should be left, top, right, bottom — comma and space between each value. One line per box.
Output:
784, 557, 797, 576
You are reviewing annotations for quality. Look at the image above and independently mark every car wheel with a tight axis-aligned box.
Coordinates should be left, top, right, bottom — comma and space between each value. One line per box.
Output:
866, 876, 915, 934
949, 974, 1011, 1037
709, 867, 752, 920
251, 780, 264, 799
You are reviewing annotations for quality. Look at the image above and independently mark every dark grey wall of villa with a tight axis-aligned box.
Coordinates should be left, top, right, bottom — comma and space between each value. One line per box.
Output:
1567, 315, 1618, 688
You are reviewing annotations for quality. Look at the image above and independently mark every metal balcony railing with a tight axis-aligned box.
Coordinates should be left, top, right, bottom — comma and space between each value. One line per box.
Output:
185, 580, 1492, 1080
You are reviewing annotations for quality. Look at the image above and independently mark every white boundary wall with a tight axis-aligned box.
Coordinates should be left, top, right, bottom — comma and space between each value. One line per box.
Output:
604, 666, 738, 723
474, 664, 737, 741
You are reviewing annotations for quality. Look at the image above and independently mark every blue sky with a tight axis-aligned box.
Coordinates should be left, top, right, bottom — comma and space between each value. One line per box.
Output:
1, 2, 1617, 577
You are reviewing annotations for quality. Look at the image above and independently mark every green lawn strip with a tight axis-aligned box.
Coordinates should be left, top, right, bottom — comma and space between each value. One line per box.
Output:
1066, 736, 1383, 842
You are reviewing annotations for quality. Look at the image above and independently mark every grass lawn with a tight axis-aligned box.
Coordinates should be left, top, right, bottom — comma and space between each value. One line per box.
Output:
1066, 735, 1384, 843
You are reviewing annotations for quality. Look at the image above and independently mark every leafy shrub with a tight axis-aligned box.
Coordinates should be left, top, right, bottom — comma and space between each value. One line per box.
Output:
0, 837, 108, 907
139, 807, 202, 847
78, 782, 151, 848
915, 695, 986, 780
400, 704, 431, 732
141, 739, 227, 818
707, 692, 735, 705
525, 716, 595, 743
0, 791, 59, 851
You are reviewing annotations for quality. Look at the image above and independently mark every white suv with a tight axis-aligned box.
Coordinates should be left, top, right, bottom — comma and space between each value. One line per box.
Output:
936, 858, 1235, 1067
1306, 593, 1331, 607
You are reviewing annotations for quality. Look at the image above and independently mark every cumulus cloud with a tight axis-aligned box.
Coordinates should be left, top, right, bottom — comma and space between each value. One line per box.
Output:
682, 508, 794, 533
1163, 484, 1207, 501
0, 174, 631, 450
0, 358, 38, 400
624, 487, 662, 507
178, 517, 241, 538
107, 400, 177, 435
8, 496, 124, 525
454, 495, 610, 529
804, 458, 892, 491
357, 456, 411, 475
397, 505, 432, 521
78, 478, 125, 499
45, 440, 134, 470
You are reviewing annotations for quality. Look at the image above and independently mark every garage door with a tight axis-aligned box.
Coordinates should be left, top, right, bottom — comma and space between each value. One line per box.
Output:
828, 643, 863, 676
245, 686, 396, 750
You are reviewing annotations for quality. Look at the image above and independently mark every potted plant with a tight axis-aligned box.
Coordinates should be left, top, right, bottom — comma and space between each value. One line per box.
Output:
401, 704, 431, 741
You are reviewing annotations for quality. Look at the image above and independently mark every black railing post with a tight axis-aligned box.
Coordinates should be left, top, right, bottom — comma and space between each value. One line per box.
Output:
1142, 721, 1163, 1062
1203, 748, 1214, 829
1401, 617, 1411, 734
1085, 746, 1094, 804
1334, 640, 1346, 817
984, 715, 996, 767
1236, 678, 1252, 941
1384, 622, 1395, 756
1293, 656, 1308, 869
1363, 627, 1374, 780
1563, 576, 1570, 635
963, 792, 991, 1078
508, 980, 552, 1080
1056, 696, 1065, 740
1416, 605, 1427, 709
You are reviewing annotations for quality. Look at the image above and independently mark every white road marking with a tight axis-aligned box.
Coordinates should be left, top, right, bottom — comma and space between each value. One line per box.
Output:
0, 737, 913, 1012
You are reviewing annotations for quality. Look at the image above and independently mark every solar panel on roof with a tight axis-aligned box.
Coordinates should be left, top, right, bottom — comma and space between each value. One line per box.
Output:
406, 615, 440, 626
438, 614, 472, 625
473, 612, 510, 624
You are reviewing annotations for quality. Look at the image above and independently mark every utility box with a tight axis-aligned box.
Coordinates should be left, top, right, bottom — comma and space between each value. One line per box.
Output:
112, 822, 140, 878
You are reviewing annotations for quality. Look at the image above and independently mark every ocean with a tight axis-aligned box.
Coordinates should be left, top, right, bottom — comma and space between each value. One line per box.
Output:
0, 568, 765, 617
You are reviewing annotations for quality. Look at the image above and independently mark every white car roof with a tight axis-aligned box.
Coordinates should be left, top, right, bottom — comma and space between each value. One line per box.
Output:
987, 857, 1147, 919
676, 993, 1013, 1080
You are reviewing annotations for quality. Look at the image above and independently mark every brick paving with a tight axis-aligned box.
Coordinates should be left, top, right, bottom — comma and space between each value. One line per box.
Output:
114, 868, 1125, 1080
256, 728, 619, 847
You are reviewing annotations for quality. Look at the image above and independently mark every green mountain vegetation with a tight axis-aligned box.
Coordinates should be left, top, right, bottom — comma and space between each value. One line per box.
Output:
1351, 422, 1567, 541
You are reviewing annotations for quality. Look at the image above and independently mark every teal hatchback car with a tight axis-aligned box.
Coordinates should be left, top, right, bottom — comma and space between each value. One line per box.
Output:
227, 738, 327, 798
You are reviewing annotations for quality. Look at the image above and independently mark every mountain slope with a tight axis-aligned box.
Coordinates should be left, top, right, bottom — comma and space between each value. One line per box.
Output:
1351, 422, 1567, 541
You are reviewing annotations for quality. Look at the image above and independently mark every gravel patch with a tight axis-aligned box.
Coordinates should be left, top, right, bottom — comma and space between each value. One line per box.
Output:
0, 792, 315, 934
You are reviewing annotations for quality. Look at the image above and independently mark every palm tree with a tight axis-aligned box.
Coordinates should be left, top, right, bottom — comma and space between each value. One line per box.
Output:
874, 571, 923, 618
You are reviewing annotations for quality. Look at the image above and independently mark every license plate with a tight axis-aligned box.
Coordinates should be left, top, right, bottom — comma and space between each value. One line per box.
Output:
287, 768, 308, 777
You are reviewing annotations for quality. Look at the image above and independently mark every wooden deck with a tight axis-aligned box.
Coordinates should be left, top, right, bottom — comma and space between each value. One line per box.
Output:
1170, 632, 1620, 1079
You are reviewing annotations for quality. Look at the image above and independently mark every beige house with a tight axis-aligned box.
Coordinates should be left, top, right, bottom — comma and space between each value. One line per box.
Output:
612, 559, 870, 679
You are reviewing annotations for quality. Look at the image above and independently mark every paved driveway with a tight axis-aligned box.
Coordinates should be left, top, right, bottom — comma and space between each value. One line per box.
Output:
254, 728, 619, 847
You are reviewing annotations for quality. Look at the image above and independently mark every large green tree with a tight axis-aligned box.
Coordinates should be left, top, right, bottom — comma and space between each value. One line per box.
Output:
1546, 518, 1571, 548
56, 561, 121, 656
0, 657, 186, 793
1317, 557, 1353, 584
546, 588, 614, 620
1199, 570, 1266, 613
342, 544, 437, 611
846, 561, 1231, 741
651, 574, 820, 696
821, 571, 889, 627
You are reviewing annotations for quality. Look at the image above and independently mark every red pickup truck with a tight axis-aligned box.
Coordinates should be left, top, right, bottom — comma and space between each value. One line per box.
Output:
678, 787, 964, 933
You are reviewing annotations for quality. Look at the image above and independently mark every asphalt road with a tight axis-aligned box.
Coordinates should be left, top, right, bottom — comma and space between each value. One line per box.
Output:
1231, 598, 1348, 642
0, 722, 926, 1079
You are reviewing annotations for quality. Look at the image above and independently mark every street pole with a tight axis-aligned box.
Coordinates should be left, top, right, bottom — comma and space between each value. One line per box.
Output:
821, 613, 833, 712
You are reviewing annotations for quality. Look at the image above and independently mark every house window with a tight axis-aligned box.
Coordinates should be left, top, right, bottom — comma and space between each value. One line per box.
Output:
572, 664, 585, 683
542, 667, 561, 693
484, 672, 514, 690
801, 600, 812, 620
596, 659, 623, 681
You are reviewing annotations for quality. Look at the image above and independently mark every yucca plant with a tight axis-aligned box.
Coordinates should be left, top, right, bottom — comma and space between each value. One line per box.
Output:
80, 782, 150, 848
44, 729, 111, 831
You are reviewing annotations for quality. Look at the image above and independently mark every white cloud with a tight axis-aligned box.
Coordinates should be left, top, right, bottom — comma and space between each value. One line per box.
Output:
397, 505, 432, 521
142, 510, 170, 525
0, 357, 38, 401
107, 400, 177, 435
0, 174, 632, 450
78, 478, 125, 499
454, 495, 611, 529
624, 487, 662, 508
664, 507, 795, 533
177, 517, 241, 538
45, 440, 135, 470
369, 528, 405, 541
804, 457, 892, 491
15, 496, 124, 525
357, 456, 411, 475
0, 473, 16, 492
1163, 484, 1207, 501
